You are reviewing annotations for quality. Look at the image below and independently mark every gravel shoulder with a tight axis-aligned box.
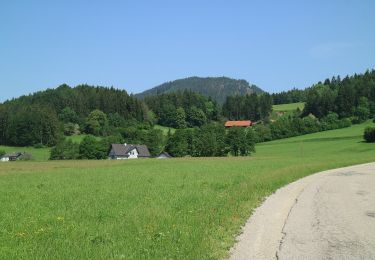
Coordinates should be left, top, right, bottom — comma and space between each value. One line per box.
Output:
229, 162, 375, 260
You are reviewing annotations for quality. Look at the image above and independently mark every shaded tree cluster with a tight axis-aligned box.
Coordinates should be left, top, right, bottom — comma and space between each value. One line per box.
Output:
0, 104, 59, 146
165, 124, 255, 157
254, 112, 351, 142
302, 70, 375, 122
145, 90, 219, 128
271, 88, 307, 105
222, 93, 272, 121
0, 84, 147, 147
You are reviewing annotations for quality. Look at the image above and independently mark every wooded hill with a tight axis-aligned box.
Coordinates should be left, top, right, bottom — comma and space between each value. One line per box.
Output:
0, 84, 146, 146
135, 76, 264, 104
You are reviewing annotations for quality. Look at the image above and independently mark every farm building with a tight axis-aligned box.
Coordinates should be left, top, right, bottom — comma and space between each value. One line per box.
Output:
1, 152, 24, 162
224, 120, 252, 128
156, 152, 172, 159
108, 143, 151, 159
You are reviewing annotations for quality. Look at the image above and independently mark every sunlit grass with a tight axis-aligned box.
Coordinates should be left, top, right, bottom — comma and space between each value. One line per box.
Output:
273, 102, 305, 112
0, 121, 374, 259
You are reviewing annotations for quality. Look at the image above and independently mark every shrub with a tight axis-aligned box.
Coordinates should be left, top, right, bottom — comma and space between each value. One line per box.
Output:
19, 153, 34, 161
0, 150, 5, 157
364, 127, 375, 142
50, 139, 80, 160
64, 123, 80, 136
79, 135, 109, 159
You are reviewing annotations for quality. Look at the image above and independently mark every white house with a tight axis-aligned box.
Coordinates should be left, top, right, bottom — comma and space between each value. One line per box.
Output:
108, 143, 151, 160
1, 156, 9, 162
1, 152, 23, 162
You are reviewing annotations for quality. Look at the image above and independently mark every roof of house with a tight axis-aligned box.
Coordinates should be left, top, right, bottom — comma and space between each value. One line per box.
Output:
2, 152, 23, 158
110, 144, 151, 158
224, 120, 252, 127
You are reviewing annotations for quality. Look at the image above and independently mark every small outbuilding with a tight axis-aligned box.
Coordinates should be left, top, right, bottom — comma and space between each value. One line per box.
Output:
109, 143, 151, 160
224, 120, 252, 128
156, 152, 172, 159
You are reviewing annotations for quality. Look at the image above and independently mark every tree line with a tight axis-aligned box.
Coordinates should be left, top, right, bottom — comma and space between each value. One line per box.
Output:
144, 90, 220, 128
303, 70, 375, 122
222, 93, 272, 121
1, 69, 374, 159
165, 123, 255, 157
0, 84, 146, 147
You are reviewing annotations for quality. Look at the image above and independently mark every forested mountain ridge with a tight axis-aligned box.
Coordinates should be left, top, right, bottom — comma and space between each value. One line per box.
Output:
135, 76, 264, 104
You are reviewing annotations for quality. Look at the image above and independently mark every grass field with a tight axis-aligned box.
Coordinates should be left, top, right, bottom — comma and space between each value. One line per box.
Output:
273, 102, 305, 112
0, 121, 374, 259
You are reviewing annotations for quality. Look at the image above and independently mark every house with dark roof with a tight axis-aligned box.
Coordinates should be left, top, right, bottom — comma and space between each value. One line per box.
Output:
1, 152, 24, 162
108, 143, 151, 160
224, 120, 252, 128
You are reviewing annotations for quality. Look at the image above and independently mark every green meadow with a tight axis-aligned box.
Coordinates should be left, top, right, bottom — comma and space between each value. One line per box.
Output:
273, 102, 305, 112
0, 121, 374, 259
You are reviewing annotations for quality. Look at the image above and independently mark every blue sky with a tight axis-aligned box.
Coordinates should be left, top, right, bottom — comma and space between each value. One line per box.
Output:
1, 0, 374, 101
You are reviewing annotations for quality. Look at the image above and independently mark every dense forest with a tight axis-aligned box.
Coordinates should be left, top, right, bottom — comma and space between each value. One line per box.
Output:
271, 88, 307, 105
0, 69, 374, 159
144, 90, 219, 128
303, 71, 375, 120
0, 84, 146, 146
135, 76, 264, 104
222, 93, 273, 121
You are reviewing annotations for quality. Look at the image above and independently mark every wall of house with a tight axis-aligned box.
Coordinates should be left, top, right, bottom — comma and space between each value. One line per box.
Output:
127, 148, 139, 159
116, 156, 128, 160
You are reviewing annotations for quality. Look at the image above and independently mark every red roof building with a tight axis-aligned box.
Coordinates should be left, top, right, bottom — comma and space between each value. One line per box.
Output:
224, 120, 252, 127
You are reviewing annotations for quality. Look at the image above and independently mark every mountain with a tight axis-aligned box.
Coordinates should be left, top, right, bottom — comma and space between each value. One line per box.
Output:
135, 77, 264, 104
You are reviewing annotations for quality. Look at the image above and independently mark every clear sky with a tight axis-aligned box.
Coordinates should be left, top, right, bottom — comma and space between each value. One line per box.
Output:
1, 0, 374, 102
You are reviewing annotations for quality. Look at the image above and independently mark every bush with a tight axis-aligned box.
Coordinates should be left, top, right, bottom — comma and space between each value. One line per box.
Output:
79, 135, 109, 159
0, 150, 5, 157
50, 139, 80, 160
64, 123, 80, 136
19, 153, 34, 161
364, 127, 375, 142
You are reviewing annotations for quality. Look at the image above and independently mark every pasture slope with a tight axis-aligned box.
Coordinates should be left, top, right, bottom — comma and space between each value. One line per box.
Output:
0, 121, 374, 259
272, 102, 305, 112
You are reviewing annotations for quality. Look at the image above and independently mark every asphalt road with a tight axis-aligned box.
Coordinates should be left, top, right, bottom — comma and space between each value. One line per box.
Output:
229, 163, 375, 260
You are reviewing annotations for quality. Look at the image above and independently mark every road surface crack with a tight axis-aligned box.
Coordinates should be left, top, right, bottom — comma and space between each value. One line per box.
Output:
275, 187, 306, 260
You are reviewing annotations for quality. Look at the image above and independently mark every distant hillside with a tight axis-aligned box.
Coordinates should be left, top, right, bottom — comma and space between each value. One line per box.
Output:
135, 77, 264, 104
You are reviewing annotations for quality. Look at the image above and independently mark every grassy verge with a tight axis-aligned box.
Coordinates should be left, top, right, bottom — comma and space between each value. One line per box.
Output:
0, 121, 374, 259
